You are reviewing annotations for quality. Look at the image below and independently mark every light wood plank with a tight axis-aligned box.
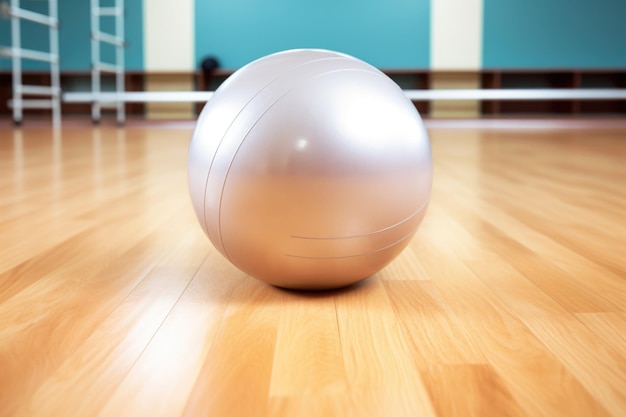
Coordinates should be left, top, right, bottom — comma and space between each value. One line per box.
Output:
334, 278, 437, 417
576, 313, 626, 354
94, 246, 241, 417
432, 165, 626, 312
181, 279, 283, 417
4, 225, 203, 415
411, 211, 612, 417
269, 292, 347, 397
524, 315, 626, 416
383, 280, 486, 368
421, 364, 526, 417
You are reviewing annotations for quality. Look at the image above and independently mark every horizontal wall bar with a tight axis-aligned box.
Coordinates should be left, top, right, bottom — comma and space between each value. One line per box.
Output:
404, 89, 626, 101
65, 91, 211, 102
0, 47, 57, 63
63, 89, 626, 103
7, 6, 58, 27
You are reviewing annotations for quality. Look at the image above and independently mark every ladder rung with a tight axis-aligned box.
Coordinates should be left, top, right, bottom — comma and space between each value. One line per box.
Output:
92, 31, 125, 46
95, 62, 123, 73
8, 99, 55, 109
0, 47, 57, 63
18, 85, 60, 96
96, 7, 122, 16
7, 6, 58, 28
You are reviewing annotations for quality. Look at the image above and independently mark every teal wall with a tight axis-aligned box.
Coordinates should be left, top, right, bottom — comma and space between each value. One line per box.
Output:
483, 0, 626, 68
0, 0, 143, 70
2, 0, 625, 71
193, 0, 431, 69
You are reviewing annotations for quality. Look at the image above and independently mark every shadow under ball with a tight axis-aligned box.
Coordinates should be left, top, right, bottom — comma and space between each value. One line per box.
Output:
188, 49, 432, 290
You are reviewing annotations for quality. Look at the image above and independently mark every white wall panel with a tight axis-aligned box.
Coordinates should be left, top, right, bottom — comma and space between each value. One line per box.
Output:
431, 0, 483, 70
143, 0, 194, 71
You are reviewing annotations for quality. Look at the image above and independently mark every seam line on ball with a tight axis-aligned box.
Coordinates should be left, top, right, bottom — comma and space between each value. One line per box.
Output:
283, 224, 419, 259
289, 196, 430, 240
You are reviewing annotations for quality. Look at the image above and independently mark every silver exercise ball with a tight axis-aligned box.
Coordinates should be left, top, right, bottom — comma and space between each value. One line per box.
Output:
188, 49, 432, 290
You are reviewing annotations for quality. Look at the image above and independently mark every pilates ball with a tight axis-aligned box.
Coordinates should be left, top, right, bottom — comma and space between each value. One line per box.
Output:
188, 49, 432, 290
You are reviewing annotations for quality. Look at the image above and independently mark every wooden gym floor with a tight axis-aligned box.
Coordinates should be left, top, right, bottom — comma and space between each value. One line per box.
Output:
0, 118, 625, 417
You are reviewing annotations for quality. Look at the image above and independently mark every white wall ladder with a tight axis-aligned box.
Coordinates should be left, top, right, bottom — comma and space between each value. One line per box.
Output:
91, 0, 125, 124
1, 0, 60, 126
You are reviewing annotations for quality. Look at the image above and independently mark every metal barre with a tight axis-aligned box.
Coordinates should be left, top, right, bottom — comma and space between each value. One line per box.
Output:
63, 89, 626, 103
